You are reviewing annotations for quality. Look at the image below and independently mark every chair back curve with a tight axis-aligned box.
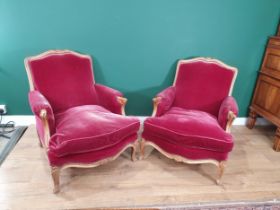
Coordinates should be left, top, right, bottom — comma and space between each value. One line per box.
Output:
172, 57, 238, 117
24, 50, 98, 113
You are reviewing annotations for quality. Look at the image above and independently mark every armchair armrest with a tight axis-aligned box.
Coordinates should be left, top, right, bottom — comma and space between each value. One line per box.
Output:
95, 84, 127, 115
152, 86, 176, 117
218, 96, 238, 132
29, 90, 55, 147
29, 91, 54, 117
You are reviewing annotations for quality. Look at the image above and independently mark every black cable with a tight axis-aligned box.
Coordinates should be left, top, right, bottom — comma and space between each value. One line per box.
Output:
0, 113, 16, 138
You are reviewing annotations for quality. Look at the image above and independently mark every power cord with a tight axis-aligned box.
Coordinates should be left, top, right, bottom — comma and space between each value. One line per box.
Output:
0, 112, 15, 139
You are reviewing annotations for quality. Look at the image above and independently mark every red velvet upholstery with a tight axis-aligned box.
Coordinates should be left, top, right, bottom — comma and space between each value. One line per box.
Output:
95, 84, 124, 115
29, 90, 55, 135
218, 96, 238, 130
27, 52, 98, 114
26, 50, 140, 169
174, 59, 236, 117
143, 135, 229, 161
144, 107, 233, 153
48, 134, 138, 166
154, 86, 176, 117
50, 105, 139, 157
143, 58, 238, 162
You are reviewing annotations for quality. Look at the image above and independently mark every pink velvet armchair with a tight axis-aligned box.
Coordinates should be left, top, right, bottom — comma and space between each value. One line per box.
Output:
25, 50, 140, 193
141, 57, 238, 184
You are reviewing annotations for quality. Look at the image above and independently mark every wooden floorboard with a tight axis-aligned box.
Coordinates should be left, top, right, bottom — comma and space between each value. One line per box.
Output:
0, 125, 279, 209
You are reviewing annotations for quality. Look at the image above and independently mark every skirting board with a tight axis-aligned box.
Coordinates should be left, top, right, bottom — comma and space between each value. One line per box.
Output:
1, 115, 272, 126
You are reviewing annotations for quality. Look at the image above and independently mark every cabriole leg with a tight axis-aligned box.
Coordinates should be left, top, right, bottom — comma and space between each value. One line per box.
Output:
216, 161, 225, 185
51, 167, 60, 193
131, 142, 137, 161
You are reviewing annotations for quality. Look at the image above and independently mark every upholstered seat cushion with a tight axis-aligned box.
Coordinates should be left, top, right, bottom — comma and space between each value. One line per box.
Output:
49, 105, 140, 157
143, 107, 233, 153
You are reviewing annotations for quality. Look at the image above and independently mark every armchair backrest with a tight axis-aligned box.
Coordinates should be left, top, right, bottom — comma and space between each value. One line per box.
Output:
173, 57, 237, 117
25, 50, 98, 113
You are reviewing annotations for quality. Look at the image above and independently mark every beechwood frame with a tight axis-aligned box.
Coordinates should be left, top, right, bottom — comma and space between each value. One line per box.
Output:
24, 50, 137, 193
140, 57, 238, 184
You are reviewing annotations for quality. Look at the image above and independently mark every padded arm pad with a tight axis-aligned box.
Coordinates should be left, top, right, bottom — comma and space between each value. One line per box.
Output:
218, 96, 238, 130
28, 90, 55, 134
95, 84, 125, 115
153, 86, 176, 117
29, 91, 54, 117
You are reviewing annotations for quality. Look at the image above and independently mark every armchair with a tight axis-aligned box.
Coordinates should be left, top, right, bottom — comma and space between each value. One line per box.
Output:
141, 57, 238, 184
25, 50, 140, 193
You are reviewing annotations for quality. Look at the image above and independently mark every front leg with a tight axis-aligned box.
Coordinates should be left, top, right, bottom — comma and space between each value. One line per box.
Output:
51, 167, 61, 193
247, 109, 257, 129
216, 161, 226, 185
131, 141, 137, 161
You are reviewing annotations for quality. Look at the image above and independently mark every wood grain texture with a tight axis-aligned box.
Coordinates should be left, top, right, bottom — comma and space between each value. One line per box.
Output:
247, 110, 258, 129
249, 36, 280, 150
273, 127, 280, 151
0, 125, 279, 210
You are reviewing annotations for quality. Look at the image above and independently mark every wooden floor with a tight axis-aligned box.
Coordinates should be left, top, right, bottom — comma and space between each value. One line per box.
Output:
0, 125, 280, 210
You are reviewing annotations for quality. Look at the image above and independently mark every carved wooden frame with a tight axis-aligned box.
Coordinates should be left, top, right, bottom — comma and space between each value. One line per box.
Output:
140, 111, 235, 184
143, 57, 237, 184
140, 139, 226, 184
25, 50, 136, 193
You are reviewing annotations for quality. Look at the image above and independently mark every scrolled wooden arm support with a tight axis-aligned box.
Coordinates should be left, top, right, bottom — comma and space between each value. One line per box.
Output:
152, 97, 161, 117
117, 96, 128, 116
39, 109, 51, 148
226, 111, 236, 133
